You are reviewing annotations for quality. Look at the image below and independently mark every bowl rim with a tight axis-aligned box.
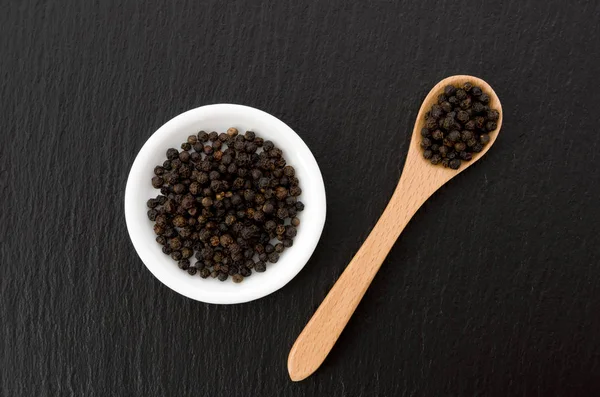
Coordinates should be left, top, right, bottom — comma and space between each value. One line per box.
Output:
124, 103, 326, 304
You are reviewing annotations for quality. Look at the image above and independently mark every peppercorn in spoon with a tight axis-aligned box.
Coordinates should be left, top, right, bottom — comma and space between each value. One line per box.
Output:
287, 75, 503, 381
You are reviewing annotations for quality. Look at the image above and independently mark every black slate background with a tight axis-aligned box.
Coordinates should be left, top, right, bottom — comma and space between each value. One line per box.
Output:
2, 0, 600, 396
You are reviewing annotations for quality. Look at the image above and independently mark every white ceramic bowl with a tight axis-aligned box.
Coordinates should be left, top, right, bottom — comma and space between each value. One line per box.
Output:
124, 104, 326, 304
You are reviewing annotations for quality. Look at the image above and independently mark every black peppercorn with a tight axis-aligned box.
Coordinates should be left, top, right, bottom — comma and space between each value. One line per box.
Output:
151, 176, 164, 188
254, 262, 266, 272
425, 117, 438, 130
485, 121, 497, 132
195, 173, 208, 186
193, 142, 204, 152
252, 210, 265, 223
264, 220, 277, 231
472, 102, 486, 114
430, 104, 443, 119
285, 226, 298, 237
206, 131, 217, 141
459, 151, 472, 161
486, 109, 499, 121
147, 209, 157, 221
155, 214, 167, 226
431, 129, 444, 140
273, 186, 286, 201
448, 130, 461, 142
440, 117, 453, 130
185, 135, 197, 145
196, 131, 208, 141
181, 195, 195, 210
178, 259, 190, 270
289, 186, 302, 196
181, 247, 193, 259
449, 159, 461, 170
214, 132, 227, 143
231, 274, 243, 283
153, 224, 165, 235
457, 110, 469, 123
276, 208, 289, 219
244, 130, 255, 141
173, 183, 185, 194
201, 197, 213, 207
282, 166, 295, 177
166, 148, 179, 160
459, 97, 472, 109
440, 101, 452, 113
461, 130, 474, 141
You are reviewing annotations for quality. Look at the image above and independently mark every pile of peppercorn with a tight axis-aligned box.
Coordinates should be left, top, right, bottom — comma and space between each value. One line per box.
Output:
420, 82, 499, 169
146, 128, 304, 283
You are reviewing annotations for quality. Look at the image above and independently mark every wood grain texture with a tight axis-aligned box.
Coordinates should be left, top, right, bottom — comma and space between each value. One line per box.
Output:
288, 76, 503, 380
2, 0, 600, 396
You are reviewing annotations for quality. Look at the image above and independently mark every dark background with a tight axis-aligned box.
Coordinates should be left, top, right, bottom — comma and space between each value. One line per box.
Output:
2, 0, 600, 395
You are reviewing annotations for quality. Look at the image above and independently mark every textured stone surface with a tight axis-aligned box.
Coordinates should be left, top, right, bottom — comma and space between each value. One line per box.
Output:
2, 0, 600, 395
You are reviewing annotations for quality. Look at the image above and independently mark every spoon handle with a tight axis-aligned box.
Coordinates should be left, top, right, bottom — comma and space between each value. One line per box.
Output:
288, 174, 424, 381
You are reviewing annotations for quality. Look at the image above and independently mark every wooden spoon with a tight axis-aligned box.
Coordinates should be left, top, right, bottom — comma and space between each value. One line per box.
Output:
287, 75, 503, 381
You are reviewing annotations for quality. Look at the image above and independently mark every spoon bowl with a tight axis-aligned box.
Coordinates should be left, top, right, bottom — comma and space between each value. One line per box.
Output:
287, 75, 502, 381
404, 75, 503, 199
